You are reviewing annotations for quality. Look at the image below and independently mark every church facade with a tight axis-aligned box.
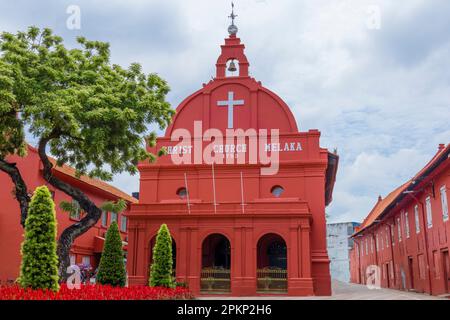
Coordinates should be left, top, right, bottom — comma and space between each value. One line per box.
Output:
127, 21, 338, 296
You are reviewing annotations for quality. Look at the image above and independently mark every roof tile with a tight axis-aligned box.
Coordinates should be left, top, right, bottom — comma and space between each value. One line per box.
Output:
355, 143, 449, 235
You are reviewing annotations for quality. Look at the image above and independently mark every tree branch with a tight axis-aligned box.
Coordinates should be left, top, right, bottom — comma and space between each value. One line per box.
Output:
0, 158, 30, 227
37, 132, 103, 280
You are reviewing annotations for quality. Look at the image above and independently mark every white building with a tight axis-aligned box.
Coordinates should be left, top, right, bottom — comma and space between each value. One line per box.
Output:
326, 222, 360, 283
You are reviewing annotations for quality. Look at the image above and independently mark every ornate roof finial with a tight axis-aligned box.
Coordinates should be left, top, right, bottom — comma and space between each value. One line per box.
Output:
228, 2, 238, 36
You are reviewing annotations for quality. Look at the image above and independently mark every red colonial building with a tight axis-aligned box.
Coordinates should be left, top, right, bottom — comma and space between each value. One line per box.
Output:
0, 146, 137, 284
127, 19, 338, 296
350, 144, 450, 296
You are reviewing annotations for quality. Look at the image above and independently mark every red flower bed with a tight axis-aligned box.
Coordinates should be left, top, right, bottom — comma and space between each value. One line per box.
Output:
0, 284, 194, 300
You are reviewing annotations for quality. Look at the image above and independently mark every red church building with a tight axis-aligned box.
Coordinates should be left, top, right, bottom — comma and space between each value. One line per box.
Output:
127, 16, 338, 296
0, 146, 137, 284
350, 144, 450, 296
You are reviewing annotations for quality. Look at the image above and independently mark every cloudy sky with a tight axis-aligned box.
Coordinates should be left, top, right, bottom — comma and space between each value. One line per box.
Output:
1, 0, 449, 223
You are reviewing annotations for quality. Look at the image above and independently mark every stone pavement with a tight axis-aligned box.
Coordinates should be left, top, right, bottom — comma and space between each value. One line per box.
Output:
200, 280, 448, 300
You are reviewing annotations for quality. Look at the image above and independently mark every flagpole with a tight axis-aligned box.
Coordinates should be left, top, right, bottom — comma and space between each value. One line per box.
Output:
184, 172, 191, 214
212, 163, 217, 214
240, 171, 245, 214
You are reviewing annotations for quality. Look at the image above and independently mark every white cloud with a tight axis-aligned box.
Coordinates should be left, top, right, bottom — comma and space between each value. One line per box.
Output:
111, 171, 140, 196
328, 148, 432, 223
2, 0, 449, 219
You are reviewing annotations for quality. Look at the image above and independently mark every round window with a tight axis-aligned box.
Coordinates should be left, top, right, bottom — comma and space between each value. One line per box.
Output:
271, 186, 284, 198
177, 188, 188, 199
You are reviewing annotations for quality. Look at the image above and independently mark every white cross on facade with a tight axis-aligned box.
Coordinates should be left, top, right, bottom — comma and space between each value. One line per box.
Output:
217, 91, 245, 129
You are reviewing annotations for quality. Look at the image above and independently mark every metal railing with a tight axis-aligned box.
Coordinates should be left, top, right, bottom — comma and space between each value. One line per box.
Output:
257, 268, 288, 292
200, 268, 231, 292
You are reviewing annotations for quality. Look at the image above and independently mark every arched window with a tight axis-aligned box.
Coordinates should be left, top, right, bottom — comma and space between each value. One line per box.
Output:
201, 234, 231, 293
267, 241, 287, 268
271, 186, 284, 198
257, 233, 287, 293
177, 187, 187, 199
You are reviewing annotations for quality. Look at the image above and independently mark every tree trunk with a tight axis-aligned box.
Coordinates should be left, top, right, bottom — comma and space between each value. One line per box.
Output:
0, 158, 30, 227
38, 137, 102, 282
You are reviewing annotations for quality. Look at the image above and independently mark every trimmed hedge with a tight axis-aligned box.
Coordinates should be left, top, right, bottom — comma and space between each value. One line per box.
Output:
96, 221, 126, 287
19, 186, 59, 291
149, 224, 174, 288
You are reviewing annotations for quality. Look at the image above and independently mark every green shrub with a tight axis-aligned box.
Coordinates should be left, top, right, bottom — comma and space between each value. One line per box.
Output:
19, 186, 59, 291
175, 281, 189, 288
149, 224, 174, 288
96, 221, 126, 287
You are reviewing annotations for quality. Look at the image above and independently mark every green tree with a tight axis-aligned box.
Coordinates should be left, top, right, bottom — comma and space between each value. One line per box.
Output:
0, 27, 173, 280
96, 221, 126, 287
19, 186, 59, 291
149, 224, 174, 288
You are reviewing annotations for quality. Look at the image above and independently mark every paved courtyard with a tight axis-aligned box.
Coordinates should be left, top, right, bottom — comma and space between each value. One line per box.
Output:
200, 280, 448, 300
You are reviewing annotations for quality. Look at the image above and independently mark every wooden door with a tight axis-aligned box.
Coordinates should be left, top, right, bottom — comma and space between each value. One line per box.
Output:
408, 257, 415, 290
443, 251, 450, 294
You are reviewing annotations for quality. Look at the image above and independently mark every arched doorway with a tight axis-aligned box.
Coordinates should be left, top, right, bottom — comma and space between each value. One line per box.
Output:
201, 234, 231, 293
149, 236, 177, 280
257, 233, 287, 293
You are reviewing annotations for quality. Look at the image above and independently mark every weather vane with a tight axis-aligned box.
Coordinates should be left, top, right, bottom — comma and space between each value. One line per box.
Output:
228, 2, 238, 36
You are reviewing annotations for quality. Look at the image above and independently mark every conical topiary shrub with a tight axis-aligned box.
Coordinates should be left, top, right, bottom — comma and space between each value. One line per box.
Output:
19, 186, 59, 291
149, 224, 174, 288
96, 221, 126, 287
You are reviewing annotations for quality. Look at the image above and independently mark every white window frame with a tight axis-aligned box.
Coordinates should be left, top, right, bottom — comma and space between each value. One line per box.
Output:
101, 211, 108, 227
440, 185, 448, 222
82, 256, 91, 266
385, 227, 389, 248
70, 200, 81, 220
397, 217, 402, 242
371, 237, 374, 254
376, 234, 379, 251
426, 196, 433, 228
365, 238, 369, 255
414, 205, 420, 234
120, 215, 127, 232
70, 254, 76, 266
405, 211, 410, 238
111, 212, 118, 224
390, 224, 395, 245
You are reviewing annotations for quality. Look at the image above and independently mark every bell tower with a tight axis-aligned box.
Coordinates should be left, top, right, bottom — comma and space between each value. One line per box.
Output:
216, 2, 250, 78
128, 2, 338, 297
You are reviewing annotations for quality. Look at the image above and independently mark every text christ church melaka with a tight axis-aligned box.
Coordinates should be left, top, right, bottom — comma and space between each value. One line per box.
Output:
127, 13, 339, 296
